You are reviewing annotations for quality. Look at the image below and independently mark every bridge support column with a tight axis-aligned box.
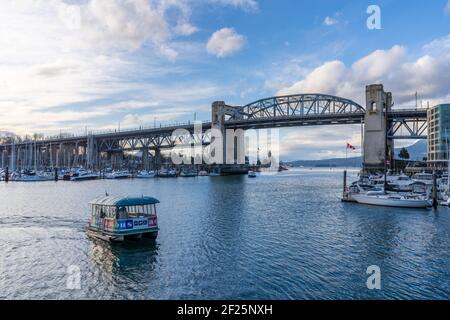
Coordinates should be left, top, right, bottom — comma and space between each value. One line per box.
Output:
142, 146, 149, 171
212, 101, 227, 165
154, 148, 162, 170
212, 101, 245, 170
363, 84, 394, 172
87, 135, 96, 169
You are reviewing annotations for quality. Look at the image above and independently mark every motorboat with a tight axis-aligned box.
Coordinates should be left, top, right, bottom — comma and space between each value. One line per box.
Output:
70, 170, 99, 181
248, 170, 257, 178
198, 170, 209, 176
412, 172, 433, 186
105, 170, 131, 179
87, 195, 160, 242
136, 170, 156, 179
158, 168, 177, 178
352, 192, 431, 208
180, 170, 197, 177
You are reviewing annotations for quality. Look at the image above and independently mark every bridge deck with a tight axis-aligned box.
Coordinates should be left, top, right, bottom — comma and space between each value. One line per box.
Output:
0, 109, 427, 149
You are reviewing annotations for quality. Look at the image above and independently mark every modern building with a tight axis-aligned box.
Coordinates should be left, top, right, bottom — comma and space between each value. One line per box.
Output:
427, 104, 450, 167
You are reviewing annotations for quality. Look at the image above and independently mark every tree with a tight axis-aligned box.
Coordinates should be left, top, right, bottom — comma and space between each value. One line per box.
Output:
398, 147, 410, 160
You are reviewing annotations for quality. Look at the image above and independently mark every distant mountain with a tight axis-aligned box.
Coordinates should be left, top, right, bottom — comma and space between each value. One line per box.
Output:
285, 140, 427, 167
286, 156, 361, 168
397, 140, 427, 161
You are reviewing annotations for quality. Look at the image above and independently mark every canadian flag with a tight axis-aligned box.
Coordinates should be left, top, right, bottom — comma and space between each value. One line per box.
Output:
346, 143, 356, 150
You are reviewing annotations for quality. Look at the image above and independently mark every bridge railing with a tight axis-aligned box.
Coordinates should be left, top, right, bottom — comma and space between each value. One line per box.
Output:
10, 120, 211, 144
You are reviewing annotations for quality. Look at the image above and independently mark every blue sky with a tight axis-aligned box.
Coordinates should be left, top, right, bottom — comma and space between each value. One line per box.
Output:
0, 0, 449, 160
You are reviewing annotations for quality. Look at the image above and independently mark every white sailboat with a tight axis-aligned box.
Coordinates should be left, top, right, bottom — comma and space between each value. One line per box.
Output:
352, 192, 431, 208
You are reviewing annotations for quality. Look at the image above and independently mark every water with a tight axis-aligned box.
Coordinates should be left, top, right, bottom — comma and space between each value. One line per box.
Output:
0, 169, 449, 300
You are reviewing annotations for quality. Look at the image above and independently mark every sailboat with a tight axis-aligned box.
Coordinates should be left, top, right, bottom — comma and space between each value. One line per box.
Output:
352, 192, 430, 208
352, 102, 431, 209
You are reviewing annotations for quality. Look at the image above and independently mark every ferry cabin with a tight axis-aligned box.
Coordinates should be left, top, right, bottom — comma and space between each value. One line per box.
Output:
87, 196, 160, 242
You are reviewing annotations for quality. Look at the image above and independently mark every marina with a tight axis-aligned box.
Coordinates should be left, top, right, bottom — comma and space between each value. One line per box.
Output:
0, 168, 449, 299
0, 0, 449, 304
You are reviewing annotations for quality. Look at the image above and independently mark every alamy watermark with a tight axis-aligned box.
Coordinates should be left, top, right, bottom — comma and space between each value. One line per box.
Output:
169, 122, 281, 172
66, 265, 81, 290
366, 265, 381, 290
367, 5, 382, 30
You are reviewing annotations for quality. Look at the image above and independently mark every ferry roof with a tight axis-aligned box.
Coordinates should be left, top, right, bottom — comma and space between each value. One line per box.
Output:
90, 195, 160, 207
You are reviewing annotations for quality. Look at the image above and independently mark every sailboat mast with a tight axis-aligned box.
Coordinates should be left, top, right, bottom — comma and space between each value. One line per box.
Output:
384, 99, 389, 193
34, 139, 37, 171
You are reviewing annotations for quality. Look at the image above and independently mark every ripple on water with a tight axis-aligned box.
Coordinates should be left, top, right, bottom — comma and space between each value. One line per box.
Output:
0, 169, 449, 299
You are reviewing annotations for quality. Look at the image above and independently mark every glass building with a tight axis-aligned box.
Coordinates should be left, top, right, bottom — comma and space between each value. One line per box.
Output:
428, 104, 450, 166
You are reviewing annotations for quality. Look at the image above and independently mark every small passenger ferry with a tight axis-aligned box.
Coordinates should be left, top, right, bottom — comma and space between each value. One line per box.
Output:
87, 195, 160, 242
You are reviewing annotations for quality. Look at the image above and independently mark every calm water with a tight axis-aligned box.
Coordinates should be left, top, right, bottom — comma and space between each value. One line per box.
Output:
0, 169, 449, 300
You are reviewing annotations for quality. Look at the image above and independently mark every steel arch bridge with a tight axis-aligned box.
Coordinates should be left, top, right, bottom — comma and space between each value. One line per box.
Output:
0, 90, 429, 170
222, 94, 427, 140
224, 94, 367, 129
234, 94, 364, 119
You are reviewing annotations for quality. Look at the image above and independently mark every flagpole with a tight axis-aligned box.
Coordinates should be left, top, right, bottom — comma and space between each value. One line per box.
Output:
345, 143, 348, 170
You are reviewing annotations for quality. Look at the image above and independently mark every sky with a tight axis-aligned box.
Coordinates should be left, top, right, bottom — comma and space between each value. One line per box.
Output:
0, 0, 449, 160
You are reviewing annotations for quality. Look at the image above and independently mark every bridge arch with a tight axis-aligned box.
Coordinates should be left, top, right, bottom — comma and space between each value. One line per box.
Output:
232, 94, 365, 121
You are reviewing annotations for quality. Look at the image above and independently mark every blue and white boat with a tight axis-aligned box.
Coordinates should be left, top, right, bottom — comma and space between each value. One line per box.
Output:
87, 195, 160, 242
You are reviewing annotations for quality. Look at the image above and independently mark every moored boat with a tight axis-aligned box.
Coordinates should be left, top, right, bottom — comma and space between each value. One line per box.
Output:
158, 168, 177, 178
70, 170, 99, 181
136, 170, 156, 178
352, 192, 430, 208
248, 170, 257, 178
180, 169, 197, 177
105, 170, 131, 179
87, 195, 160, 242
412, 172, 433, 186
12, 171, 52, 182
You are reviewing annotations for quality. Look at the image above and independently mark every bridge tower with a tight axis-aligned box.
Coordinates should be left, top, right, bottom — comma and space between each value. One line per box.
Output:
363, 84, 394, 172
211, 101, 227, 165
211, 101, 245, 168
86, 134, 97, 169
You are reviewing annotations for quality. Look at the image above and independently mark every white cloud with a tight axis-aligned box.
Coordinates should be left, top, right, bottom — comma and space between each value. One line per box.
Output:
323, 16, 338, 26
278, 41, 450, 106
351, 45, 405, 81
423, 34, 450, 54
0, 0, 204, 135
279, 126, 362, 160
122, 114, 142, 126
175, 22, 199, 36
207, 27, 246, 58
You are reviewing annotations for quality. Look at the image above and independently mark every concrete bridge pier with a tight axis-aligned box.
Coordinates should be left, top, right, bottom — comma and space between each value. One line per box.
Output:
211, 101, 247, 174
363, 84, 394, 172
154, 148, 162, 170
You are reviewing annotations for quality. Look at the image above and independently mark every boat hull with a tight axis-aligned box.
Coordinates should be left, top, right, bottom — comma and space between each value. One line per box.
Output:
70, 175, 98, 181
14, 176, 51, 182
352, 194, 430, 208
87, 227, 158, 243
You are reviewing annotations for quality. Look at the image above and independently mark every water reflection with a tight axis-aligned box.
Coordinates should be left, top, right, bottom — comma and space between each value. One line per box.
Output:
86, 239, 159, 299
0, 169, 449, 299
